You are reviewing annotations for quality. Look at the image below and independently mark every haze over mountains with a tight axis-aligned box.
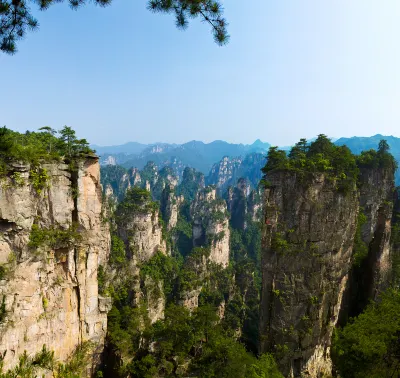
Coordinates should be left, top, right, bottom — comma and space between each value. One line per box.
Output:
93, 135, 400, 185
92, 139, 271, 174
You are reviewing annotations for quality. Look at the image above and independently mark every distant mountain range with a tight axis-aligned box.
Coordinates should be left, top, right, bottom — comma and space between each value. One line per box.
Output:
93, 135, 400, 185
92, 139, 271, 174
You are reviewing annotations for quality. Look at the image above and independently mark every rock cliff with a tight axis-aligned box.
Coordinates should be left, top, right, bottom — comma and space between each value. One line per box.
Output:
116, 189, 166, 264
340, 166, 395, 321
191, 187, 230, 267
259, 172, 359, 377
0, 157, 110, 372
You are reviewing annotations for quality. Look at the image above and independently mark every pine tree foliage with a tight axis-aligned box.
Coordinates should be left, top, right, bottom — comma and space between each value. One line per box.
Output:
0, 0, 228, 54
147, 0, 228, 44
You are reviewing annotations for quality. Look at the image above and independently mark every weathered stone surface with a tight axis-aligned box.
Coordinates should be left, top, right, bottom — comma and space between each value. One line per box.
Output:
340, 166, 395, 322
226, 178, 250, 230
259, 172, 359, 377
0, 158, 110, 373
143, 276, 165, 324
359, 167, 394, 298
179, 288, 202, 311
191, 188, 230, 267
160, 185, 184, 231
118, 203, 166, 264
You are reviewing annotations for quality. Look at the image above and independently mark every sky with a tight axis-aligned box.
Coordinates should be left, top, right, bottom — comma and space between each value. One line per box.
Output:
1, 1, 400, 146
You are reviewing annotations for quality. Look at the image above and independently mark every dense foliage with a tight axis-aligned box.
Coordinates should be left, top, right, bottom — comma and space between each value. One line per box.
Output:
101, 175, 281, 377
262, 135, 359, 192
0, 126, 93, 177
175, 167, 204, 201
100, 165, 128, 201
262, 135, 398, 195
0, 343, 94, 378
116, 187, 159, 222
332, 289, 400, 378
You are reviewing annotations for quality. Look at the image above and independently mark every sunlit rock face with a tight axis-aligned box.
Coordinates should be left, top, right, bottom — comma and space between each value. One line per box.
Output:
191, 187, 230, 268
0, 157, 110, 373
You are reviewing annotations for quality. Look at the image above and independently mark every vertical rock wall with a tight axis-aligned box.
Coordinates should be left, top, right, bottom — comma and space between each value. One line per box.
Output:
191, 188, 230, 268
0, 157, 110, 372
259, 172, 359, 377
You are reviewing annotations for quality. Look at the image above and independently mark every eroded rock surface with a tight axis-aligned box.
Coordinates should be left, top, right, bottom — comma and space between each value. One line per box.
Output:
259, 172, 359, 377
0, 157, 110, 372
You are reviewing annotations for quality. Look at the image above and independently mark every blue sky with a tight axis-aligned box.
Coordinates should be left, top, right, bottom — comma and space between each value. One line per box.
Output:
1, 0, 400, 146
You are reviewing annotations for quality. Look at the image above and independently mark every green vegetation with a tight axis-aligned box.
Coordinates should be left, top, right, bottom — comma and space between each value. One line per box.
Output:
0, 126, 93, 199
332, 289, 400, 378
28, 223, 81, 250
357, 139, 398, 172
352, 210, 369, 267
0, 296, 6, 323
171, 203, 193, 257
0, 342, 93, 378
263, 136, 398, 194
110, 235, 126, 266
175, 167, 204, 201
0, 126, 92, 170
116, 304, 282, 378
262, 135, 359, 193
140, 252, 180, 297
116, 187, 158, 223
29, 167, 50, 194
100, 165, 128, 201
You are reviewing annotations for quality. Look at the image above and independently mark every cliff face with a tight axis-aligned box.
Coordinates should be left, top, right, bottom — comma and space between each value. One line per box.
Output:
117, 206, 166, 264
191, 188, 230, 267
206, 153, 265, 194
160, 185, 184, 231
226, 178, 249, 230
339, 166, 395, 321
259, 172, 359, 377
0, 158, 110, 372
358, 167, 394, 297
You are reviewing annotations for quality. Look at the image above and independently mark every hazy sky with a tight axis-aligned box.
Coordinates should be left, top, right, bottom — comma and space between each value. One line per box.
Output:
1, 1, 400, 146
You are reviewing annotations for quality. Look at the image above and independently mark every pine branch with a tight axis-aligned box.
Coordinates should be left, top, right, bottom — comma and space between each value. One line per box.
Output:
0, 0, 229, 54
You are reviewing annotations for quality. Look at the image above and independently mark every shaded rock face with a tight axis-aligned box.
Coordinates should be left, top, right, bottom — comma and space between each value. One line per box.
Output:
359, 167, 394, 296
0, 158, 110, 372
226, 178, 250, 230
191, 188, 230, 267
160, 186, 184, 231
259, 172, 359, 377
248, 188, 263, 222
340, 167, 395, 322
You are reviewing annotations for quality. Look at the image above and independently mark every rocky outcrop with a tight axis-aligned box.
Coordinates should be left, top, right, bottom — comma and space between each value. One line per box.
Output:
259, 172, 359, 377
117, 192, 166, 264
207, 156, 242, 193
206, 153, 265, 194
142, 276, 165, 324
248, 188, 263, 222
191, 188, 230, 267
161, 185, 184, 231
128, 167, 142, 187
226, 178, 250, 230
339, 166, 395, 322
0, 157, 110, 372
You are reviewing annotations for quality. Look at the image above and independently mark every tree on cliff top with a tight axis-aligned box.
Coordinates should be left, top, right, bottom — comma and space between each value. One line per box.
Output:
0, 0, 228, 54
